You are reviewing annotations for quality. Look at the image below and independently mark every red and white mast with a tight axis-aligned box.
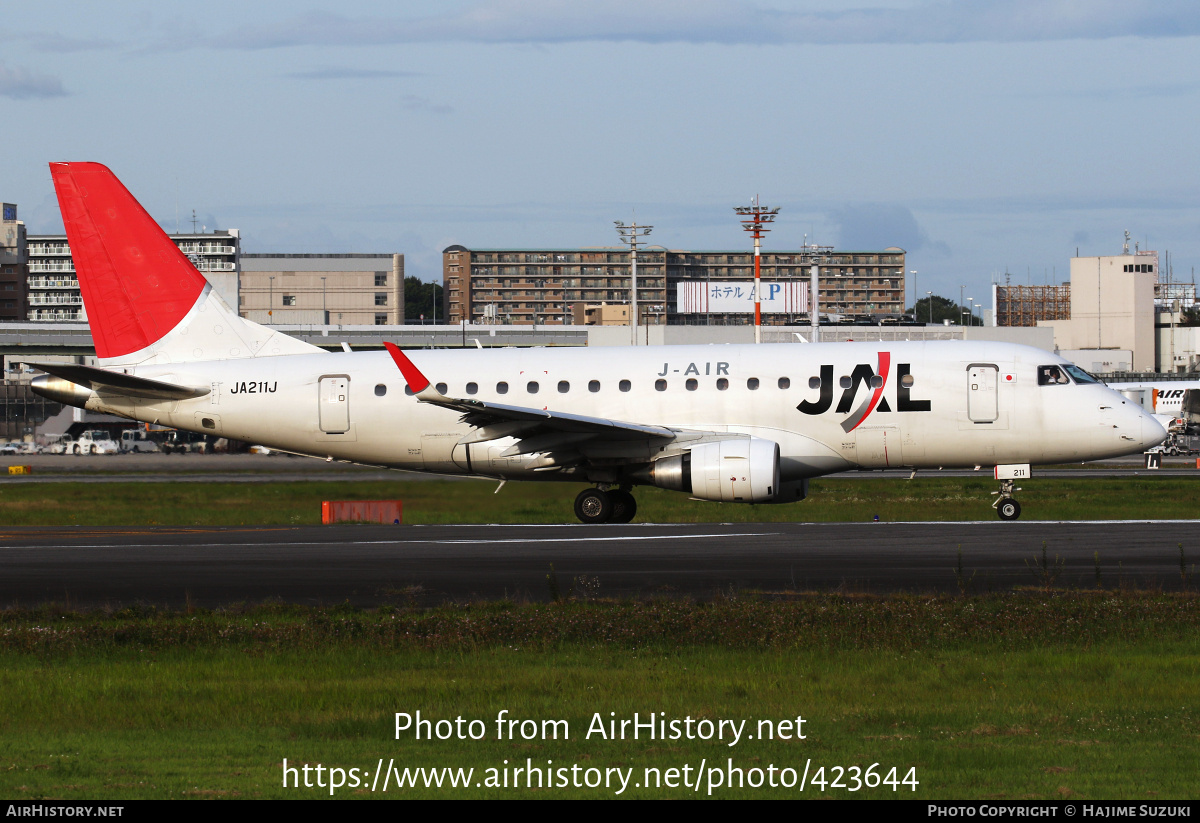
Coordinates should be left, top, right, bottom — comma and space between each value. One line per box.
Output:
734, 196, 779, 344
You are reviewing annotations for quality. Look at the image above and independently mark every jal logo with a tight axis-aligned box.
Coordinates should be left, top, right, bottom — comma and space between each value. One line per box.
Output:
796, 353, 931, 432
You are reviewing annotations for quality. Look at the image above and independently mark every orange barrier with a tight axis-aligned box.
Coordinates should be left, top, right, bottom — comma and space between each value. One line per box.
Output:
6, 465, 32, 475
322, 500, 403, 525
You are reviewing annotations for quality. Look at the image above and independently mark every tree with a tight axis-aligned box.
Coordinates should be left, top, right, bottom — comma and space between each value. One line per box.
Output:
404, 277, 443, 323
910, 294, 981, 325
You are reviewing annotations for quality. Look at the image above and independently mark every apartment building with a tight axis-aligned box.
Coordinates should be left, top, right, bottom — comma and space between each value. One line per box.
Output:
443, 245, 906, 325
24, 230, 241, 321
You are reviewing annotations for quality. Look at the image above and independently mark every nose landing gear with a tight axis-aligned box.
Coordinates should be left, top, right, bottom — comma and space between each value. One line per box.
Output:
991, 464, 1029, 521
573, 486, 638, 524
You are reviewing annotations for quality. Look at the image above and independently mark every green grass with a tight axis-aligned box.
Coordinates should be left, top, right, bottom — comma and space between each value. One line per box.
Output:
0, 594, 1196, 799
0, 475, 1198, 525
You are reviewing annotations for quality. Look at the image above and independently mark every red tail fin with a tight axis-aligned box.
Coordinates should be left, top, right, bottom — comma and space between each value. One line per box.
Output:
49, 162, 208, 360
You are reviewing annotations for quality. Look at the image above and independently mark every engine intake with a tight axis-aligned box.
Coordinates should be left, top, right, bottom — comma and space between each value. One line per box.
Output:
648, 438, 780, 502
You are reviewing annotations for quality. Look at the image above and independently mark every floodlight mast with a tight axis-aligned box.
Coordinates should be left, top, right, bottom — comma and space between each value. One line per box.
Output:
734, 197, 779, 343
615, 219, 653, 346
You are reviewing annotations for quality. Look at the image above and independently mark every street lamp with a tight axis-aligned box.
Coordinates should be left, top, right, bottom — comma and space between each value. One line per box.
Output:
959, 285, 966, 325
268, 275, 274, 323
321, 276, 327, 325
909, 269, 917, 320
615, 219, 653, 346
926, 291, 932, 325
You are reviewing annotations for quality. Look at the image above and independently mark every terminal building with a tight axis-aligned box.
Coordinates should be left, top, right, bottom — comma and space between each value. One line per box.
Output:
443, 245, 907, 326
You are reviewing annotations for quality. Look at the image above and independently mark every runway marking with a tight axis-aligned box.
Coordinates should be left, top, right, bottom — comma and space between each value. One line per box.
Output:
1, 533, 775, 551
422, 533, 774, 545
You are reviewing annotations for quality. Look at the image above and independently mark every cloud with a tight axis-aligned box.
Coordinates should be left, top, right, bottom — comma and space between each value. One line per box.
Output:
831, 202, 950, 256
183, 1, 1200, 49
27, 33, 118, 53
0, 62, 67, 99
288, 67, 423, 80
399, 94, 454, 115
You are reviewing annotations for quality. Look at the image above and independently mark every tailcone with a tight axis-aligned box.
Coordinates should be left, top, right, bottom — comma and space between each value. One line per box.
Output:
31, 374, 92, 409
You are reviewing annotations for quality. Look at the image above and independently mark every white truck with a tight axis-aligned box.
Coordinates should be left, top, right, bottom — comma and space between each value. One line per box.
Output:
120, 430, 162, 453
72, 430, 120, 455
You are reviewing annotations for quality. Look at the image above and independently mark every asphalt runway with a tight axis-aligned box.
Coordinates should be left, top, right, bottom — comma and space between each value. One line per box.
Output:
0, 521, 1195, 608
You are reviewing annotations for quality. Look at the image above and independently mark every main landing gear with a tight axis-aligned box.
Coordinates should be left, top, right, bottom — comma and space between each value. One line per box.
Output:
991, 479, 1022, 521
574, 487, 637, 524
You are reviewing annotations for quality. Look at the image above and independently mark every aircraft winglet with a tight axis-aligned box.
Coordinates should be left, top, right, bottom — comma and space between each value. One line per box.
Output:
384, 342, 431, 394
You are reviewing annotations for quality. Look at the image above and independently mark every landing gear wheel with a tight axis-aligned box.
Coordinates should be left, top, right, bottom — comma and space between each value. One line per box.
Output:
574, 488, 613, 524
608, 490, 637, 524
996, 497, 1021, 521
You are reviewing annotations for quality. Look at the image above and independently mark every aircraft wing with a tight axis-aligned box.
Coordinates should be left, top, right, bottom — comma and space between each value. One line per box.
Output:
384, 343, 677, 459
22, 362, 210, 400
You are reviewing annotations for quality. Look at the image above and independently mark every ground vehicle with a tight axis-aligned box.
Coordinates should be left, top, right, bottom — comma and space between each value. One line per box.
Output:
0, 442, 36, 455
120, 430, 162, 453
1153, 433, 1200, 456
159, 430, 209, 454
73, 430, 120, 455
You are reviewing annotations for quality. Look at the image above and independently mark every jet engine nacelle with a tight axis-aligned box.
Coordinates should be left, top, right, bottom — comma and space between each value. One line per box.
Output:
649, 437, 781, 502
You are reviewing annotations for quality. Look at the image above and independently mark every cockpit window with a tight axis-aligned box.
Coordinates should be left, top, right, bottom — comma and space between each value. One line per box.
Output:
1037, 365, 1071, 386
1063, 365, 1099, 384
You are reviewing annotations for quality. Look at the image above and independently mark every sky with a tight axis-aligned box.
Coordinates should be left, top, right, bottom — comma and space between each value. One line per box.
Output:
2, 0, 1199, 306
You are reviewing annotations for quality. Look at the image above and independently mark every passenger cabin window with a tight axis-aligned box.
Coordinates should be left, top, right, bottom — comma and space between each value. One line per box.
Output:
839, 376, 852, 389
436, 382, 448, 394
1038, 365, 1071, 386
558, 381, 570, 393
655, 379, 667, 391
466, 382, 478, 395
686, 378, 698, 391
496, 382, 509, 394
374, 384, 387, 397
527, 381, 540, 394
717, 378, 729, 390
619, 380, 631, 392
900, 374, 915, 388
405, 386, 414, 396
747, 378, 760, 390
809, 376, 822, 389
588, 380, 600, 392
778, 377, 790, 389
869, 375, 883, 389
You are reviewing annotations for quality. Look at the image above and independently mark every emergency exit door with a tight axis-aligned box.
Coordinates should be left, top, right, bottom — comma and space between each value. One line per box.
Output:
319, 376, 350, 433
967, 364, 998, 423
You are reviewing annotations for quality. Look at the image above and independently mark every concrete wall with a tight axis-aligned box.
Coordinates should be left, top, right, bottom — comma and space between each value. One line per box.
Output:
240, 255, 403, 325
1040, 255, 1156, 370
1059, 349, 1133, 373
1157, 325, 1200, 373
963, 325, 1055, 350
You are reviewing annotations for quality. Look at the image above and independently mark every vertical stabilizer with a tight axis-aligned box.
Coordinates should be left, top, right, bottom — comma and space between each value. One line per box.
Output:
50, 162, 321, 365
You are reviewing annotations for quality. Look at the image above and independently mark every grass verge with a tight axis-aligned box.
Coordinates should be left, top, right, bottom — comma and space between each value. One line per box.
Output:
0, 475, 1198, 525
0, 593, 1196, 799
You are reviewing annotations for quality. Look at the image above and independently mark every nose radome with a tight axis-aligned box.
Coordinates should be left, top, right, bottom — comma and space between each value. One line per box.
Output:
1140, 411, 1168, 450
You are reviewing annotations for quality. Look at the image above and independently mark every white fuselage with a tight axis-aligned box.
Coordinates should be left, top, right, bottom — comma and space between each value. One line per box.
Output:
81, 340, 1164, 483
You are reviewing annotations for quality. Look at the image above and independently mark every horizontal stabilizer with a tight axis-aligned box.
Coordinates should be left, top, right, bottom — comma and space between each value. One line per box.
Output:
23, 362, 209, 400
